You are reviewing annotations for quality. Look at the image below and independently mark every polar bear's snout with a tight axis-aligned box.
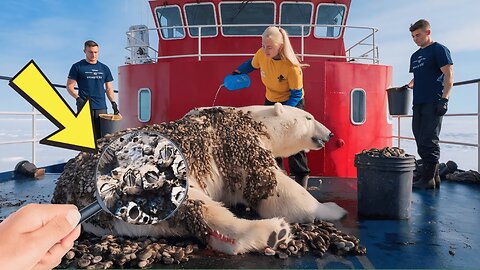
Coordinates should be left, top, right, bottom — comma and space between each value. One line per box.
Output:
310, 117, 334, 149
312, 132, 333, 148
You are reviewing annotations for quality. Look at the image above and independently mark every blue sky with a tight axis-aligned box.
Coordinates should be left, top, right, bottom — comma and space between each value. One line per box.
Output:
1, 0, 479, 114
348, 0, 480, 114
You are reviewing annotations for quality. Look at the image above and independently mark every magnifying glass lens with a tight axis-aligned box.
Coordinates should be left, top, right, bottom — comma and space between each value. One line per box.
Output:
94, 131, 188, 225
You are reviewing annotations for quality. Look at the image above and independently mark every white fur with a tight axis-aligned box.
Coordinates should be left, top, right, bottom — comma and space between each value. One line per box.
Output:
85, 104, 345, 255
237, 103, 332, 157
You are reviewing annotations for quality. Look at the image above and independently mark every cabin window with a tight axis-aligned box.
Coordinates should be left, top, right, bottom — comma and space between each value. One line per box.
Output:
280, 2, 313, 37
314, 4, 346, 38
219, 2, 275, 36
184, 3, 218, 37
351, 88, 366, 125
138, 88, 151, 122
155, 5, 185, 40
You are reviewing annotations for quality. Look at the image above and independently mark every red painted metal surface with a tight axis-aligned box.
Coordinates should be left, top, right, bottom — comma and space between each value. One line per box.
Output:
323, 62, 393, 177
118, 0, 393, 177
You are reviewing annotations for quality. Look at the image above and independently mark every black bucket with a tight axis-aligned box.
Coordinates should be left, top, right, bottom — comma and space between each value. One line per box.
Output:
14, 160, 37, 177
99, 114, 122, 137
387, 87, 411, 115
354, 154, 415, 219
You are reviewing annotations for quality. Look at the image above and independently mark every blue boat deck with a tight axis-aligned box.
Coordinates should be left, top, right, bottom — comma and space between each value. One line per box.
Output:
1, 172, 479, 268
318, 177, 479, 269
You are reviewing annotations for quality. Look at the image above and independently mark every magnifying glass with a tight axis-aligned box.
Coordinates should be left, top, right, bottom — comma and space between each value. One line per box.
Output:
79, 130, 188, 225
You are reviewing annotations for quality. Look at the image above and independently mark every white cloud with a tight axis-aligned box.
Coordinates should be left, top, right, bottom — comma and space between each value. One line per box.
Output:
441, 22, 480, 52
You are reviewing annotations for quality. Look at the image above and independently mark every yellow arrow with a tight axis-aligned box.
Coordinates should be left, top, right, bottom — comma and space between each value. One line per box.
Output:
9, 60, 97, 153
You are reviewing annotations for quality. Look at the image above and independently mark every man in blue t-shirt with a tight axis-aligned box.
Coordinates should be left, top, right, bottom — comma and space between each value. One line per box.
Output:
404, 19, 453, 189
67, 40, 119, 140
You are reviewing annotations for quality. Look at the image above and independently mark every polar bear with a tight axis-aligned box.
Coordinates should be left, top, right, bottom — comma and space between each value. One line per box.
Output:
52, 103, 346, 255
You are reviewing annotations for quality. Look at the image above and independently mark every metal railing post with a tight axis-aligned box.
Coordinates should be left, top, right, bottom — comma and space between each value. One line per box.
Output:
301, 25, 305, 61
372, 28, 376, 63
397, 116, 401, 148
32, 106, 36, 164
198, 26, 202, 61
478, 82, 480, 170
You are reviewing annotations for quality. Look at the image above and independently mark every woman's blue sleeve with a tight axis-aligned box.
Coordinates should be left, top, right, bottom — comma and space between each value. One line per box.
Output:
285, 89, 303, 107
237, 58, 256, 74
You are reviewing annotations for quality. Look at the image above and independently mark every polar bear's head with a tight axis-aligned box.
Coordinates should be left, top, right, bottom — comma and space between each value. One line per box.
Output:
239, 103, 333, 158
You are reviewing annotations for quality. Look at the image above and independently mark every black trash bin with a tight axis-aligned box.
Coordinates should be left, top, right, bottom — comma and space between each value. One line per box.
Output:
14, 160, 37, 178
387, 87, 411, 115
355, 153, 416, 219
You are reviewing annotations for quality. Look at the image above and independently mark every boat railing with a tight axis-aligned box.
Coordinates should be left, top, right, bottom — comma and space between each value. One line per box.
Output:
125, 24, 379, 64
0, 75, 70, 165
1, 75, 479, 171
0, 75, 117, 167
392, 78, 480, 170
0, 109, 42, 165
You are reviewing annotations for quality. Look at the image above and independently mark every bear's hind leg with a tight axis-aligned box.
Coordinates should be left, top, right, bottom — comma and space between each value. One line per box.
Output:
255, 171, 347, 222
188, 188, 291, 255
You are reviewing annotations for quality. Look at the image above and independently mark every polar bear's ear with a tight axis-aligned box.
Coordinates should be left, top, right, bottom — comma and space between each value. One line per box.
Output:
274, 102, 285, 116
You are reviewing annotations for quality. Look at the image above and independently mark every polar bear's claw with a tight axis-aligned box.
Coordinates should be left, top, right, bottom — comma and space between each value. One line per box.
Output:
267, 228, 290, 248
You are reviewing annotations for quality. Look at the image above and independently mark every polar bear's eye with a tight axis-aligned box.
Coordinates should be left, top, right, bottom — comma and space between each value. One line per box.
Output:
306, 116, 312, 120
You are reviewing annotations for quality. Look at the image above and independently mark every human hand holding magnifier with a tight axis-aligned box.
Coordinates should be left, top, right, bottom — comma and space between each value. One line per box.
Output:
79, 130, 188, 225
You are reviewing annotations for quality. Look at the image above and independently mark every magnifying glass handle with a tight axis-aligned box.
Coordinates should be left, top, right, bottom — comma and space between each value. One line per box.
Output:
79, 201, 103, 224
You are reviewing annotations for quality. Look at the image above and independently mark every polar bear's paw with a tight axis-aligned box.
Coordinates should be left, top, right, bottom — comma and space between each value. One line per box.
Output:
266, 220, 290, 248
207, 218, 292, 255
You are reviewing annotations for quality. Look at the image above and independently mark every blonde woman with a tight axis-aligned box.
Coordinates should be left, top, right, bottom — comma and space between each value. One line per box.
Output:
232, 26, 310, 188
